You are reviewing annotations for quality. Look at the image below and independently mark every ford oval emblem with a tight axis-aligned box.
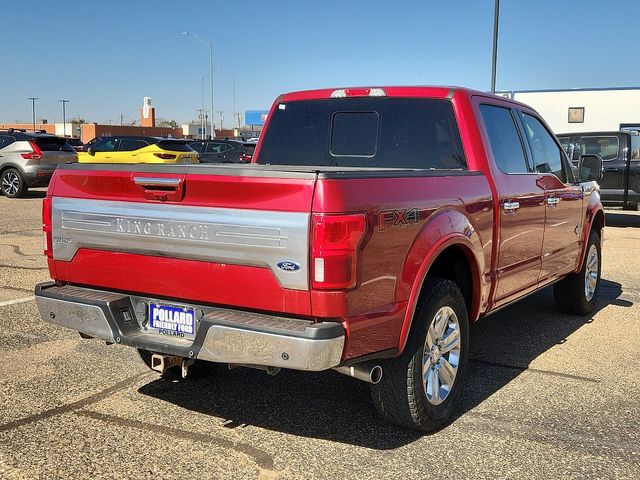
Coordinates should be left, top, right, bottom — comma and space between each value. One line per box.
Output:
277, 261, 301, 272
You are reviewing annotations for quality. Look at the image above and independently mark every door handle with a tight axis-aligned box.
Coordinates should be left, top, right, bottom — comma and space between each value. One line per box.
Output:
503, 201, 520, 212
603, 167, 618, 172
547, 197, 561, 207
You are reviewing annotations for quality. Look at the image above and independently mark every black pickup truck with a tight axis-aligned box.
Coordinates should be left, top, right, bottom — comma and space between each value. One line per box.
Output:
557, 130, 640, 210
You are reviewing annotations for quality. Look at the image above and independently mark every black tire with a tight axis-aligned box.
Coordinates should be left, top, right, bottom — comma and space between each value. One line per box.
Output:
137, 349, 229, 379
554, 231, 601, 315
370, 278, 469, 432
0, 168, 27, 198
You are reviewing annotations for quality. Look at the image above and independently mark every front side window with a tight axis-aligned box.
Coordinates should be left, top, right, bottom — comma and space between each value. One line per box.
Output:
93, 138, 119, 152
631, 135, 640, 160
520, 113, 566, 182
479, 104, 529, 174
578, 136, 620, 161
207, 143, 224, 154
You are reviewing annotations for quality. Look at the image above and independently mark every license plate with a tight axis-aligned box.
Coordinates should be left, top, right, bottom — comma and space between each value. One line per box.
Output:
149, 303, 196, 339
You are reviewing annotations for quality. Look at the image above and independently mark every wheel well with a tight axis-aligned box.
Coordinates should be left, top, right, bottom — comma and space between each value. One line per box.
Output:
591, 209, 605, 237
422, 245, 473, 315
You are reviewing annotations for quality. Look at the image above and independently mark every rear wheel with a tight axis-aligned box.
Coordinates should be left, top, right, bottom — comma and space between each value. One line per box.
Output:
370, 278, 469, 432
554, 231, 601, 315
1, 168, 27, 198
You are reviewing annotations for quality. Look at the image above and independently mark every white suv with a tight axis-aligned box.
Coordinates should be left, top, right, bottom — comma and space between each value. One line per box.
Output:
0, 129, 78, 197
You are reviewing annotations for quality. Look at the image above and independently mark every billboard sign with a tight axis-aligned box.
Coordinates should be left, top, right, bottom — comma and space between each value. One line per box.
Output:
245, 110, 269, 126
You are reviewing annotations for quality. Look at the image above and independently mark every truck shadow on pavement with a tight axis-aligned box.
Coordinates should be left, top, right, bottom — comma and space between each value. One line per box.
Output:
605, 210, 640, 228
139, 279, 626, 449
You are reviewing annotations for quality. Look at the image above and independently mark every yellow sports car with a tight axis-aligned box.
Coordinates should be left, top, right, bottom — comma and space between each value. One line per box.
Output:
79, 136, 199, 164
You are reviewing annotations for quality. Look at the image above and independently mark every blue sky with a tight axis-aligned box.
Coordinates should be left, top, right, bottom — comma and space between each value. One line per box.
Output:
1, 0, 637, 128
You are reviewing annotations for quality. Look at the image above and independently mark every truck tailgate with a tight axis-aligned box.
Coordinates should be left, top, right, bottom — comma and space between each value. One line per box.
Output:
47, 164, 317, 316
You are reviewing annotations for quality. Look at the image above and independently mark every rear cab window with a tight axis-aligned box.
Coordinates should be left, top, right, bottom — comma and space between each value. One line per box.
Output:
257, 98, 467, 169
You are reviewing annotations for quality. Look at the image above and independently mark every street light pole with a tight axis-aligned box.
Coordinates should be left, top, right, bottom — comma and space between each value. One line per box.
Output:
58, 99, 70, 136
181, 32, 214, 139
28, 97, 39, 132
490, 0, 500, 94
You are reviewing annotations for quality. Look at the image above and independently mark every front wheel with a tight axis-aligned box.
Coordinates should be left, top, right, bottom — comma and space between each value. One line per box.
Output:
554, 231, 601, 315
370, 278, 469, 432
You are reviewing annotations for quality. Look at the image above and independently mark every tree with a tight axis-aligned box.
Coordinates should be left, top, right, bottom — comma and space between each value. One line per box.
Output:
157, 118, 179, 128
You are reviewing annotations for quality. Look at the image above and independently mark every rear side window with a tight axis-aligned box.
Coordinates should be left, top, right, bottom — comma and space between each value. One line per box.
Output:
34, 137, 75, 152
479, 105, 529, 174
578, 136, 619, 161
156, 140, 193, 152
0, 135, 15, 149
520, 113, 567, 183
119, 138, 140, 151
258, 98, 466, 169
189, 142, 205, 153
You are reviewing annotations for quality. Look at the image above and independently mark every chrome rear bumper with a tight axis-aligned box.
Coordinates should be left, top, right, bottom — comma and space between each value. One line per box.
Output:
35, 282, 345, 372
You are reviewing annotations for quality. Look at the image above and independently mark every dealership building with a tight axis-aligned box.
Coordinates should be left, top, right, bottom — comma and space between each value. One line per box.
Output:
498, 87, 640, 135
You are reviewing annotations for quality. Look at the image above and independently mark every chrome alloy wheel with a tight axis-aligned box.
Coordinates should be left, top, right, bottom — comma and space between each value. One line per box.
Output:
1, 171, 20, 196
422, 306, 461, 405
584, 244, 599, 302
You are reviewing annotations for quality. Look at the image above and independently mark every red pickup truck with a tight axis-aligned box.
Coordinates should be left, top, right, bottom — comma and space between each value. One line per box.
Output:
35, 87, 604, 432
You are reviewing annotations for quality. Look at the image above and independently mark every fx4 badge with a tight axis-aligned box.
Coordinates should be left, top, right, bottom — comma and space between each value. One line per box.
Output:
378, 208, 420, 231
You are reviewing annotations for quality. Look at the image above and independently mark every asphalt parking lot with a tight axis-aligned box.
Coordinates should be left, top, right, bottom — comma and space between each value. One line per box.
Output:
0, 190, 638, 479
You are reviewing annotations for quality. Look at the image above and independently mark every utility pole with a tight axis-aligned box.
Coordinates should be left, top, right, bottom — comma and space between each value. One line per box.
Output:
233, 75, 236, 125
490, 0, 500, 94
28, 97, 39, 132
58, 100, 70, 136
182, 32, 215, 139
218, 111, 224, 130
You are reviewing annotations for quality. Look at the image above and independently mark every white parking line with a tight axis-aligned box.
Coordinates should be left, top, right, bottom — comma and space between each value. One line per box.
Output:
0, 296, 35, 307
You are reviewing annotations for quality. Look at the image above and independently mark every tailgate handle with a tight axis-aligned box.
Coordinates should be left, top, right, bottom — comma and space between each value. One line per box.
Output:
133, 177, 182, 188
133, 176, 186, 202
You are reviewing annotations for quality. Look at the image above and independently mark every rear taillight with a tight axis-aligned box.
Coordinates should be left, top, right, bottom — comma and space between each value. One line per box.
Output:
21, 141, 43, 160
240, 153, 252, 162
311, 213, 367, 290
42, 197, 52, 258
153, 153, 177, 159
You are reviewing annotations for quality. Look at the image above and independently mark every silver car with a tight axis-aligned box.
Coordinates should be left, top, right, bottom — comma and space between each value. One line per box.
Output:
0, 129, 78, 197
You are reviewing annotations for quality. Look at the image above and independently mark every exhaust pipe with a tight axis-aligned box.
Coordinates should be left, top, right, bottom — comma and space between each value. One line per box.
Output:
334, 363, 383, 384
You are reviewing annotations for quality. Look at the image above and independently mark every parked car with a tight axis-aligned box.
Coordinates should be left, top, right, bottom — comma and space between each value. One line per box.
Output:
187, 139, 254, 163
0, 129, 77, 198
65, 137, 86, 152
557, 130, 639, 210
79, 136, 199, 164
35, 86, 603, 432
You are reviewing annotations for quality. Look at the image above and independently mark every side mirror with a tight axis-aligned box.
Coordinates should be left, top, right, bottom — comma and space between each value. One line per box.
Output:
578, 154, 603, 182
87, 147, 95, 156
